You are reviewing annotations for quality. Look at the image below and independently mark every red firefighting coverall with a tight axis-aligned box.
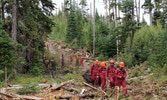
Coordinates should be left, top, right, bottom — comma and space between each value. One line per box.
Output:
70, 55, 73, 63
107, 65, 117, 88
99, 67, 107, 90
80, 57, 84, 66
46, 43, 50, 50
90, 64, 99, 87
115, 68, 127, 95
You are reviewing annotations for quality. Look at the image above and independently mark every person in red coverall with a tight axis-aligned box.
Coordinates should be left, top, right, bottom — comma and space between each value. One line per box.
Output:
70, 54, 73, 64
107, 60, 117, 88
90, 60, 100, 87
99, 62, 107, 90
80, 57, 84, 67
115, 62, 127, 96
46, 42, 50, 50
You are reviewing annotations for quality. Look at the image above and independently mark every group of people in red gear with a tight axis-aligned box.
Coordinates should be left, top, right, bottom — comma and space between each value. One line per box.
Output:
90, 60, 127, 95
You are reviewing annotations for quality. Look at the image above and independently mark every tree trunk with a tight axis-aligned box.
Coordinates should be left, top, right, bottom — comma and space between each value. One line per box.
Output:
131, 0, 135, 47
5, 66, 7, 88
118, 0, 120, 25
0, 0, 1, 19
1, 0, 5, 22
112, 0, 115, 25
93, 0, 95, 56
114, 0, 117, 27
132, 0, 135, 21
11, 0, 17, 42
108, 0, 111, 39
135, 0, 138, 25
90, 2, 92, 21
104, 0, 108, 20
149, 11, 152, 26
138, 0, 140, 26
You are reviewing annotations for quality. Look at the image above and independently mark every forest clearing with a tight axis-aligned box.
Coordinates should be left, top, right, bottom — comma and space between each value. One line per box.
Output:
0, 0, 167, 100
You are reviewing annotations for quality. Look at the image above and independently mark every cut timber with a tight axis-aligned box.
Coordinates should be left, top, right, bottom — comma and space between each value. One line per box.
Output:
82, 82, 107, 95
51, 80, 75, 92
59, 93, 95, 99
82, 82, 97, 90
38, 84, 51, 88
12, 94, 43, 100
7, 85, 23, 90
62, 87, 80, 93
127, 73, 153, 81
80, 89, 86, 94
0, 92, 15, 98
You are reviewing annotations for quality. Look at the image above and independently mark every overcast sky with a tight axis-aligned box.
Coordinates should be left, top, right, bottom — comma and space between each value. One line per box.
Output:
52, 0, 150, 25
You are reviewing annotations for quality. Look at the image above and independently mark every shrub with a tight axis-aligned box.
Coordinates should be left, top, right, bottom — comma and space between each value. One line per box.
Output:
131, 69, 142, 77
119, 52, 133, 67
30, 57, 44, 76
122, 23, 164, 67
16, 84, 40, 95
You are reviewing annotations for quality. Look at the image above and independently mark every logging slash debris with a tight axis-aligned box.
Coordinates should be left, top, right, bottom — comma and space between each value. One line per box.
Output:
0, 79, 108, 100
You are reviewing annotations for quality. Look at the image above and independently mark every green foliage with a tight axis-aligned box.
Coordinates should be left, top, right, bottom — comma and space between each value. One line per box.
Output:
158, 26, 167, 66
163, 64, 167, 73
64, 72, 84, 82
0, 20, 16, 67
0, 70, 4, 75
131, 69, 142, 77
142, 0, 154, 12
96, 36, 116, 59
122, 23, 164, 66
66, 5, 78, 43
119, 52, 133, 67
49, 14, 67, 40
16, 84, 40, 95
30, 57, 44, 76
117, 0, 137, 51
160, 1, 167, 27
0, 20, 17, 81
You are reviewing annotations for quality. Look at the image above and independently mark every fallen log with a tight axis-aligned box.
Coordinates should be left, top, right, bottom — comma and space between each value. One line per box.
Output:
127, 73, 153, 81
82, 82, 107, 95
62, 87, 80, 93
82, 82, 97, 90
38, 84, 51, 88
59, 93, 95, 99
80, 89, 86, 94
0, 92, 15, 98
51, 80, 75, 92
12, 94, 43, 100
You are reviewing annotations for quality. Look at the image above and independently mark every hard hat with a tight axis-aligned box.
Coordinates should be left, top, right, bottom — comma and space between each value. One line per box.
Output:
100, 62, 106, 67
119, 62, 124, 67
95, 60, 99, 64
110, 60, 115, 64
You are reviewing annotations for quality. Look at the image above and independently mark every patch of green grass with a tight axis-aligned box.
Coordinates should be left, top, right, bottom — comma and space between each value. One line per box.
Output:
10, 75, 46, 85
151, 73, 167, 83
128, 79, 142, 85
64, 71, 84, 82
8, 74, 63, 86
48, 78, 62, 84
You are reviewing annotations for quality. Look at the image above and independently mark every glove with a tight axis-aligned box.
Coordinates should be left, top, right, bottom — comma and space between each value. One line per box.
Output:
122, 77, 125, 80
